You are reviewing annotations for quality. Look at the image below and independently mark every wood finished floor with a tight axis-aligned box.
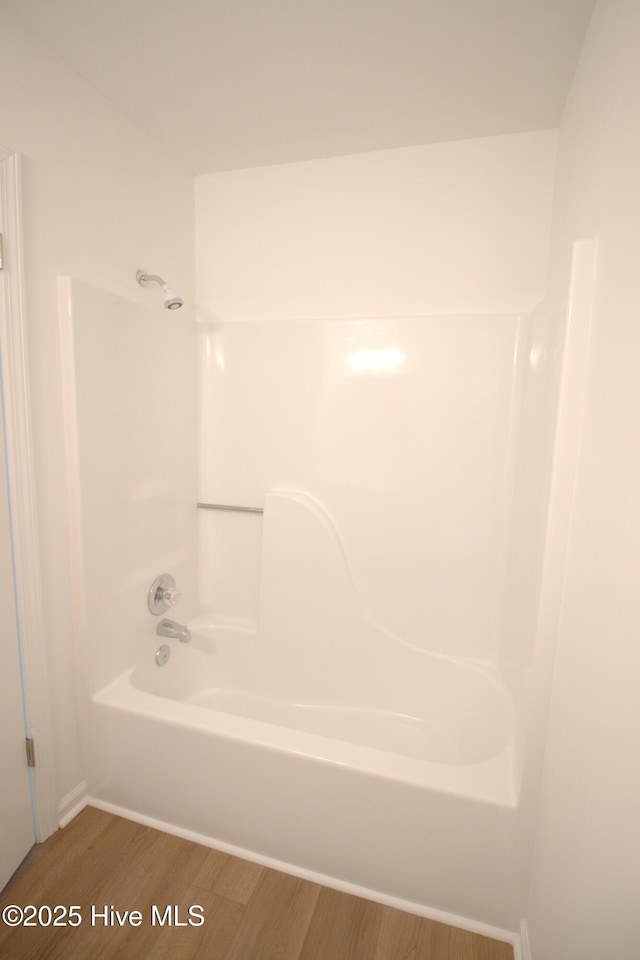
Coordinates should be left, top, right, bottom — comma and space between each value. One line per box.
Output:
0, 806, 513, 960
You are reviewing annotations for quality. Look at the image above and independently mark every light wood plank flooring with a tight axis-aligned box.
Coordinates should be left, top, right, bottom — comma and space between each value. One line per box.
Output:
0, 806, 513, 960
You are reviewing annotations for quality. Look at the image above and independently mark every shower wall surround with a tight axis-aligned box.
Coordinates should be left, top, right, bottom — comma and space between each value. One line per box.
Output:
199, 315, 532, 672
195, 129, 559, 693
59, 278, 198, 696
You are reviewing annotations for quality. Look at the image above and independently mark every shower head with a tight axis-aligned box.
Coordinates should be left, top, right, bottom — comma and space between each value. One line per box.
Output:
162, 286, 183, 310
136, 270, 184, 310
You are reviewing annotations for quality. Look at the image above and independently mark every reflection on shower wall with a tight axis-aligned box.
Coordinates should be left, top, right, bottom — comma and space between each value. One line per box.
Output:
198, 314, 544, 673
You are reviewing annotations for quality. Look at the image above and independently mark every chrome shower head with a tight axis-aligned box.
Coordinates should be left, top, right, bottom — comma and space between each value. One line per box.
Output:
136, 270, 184, 310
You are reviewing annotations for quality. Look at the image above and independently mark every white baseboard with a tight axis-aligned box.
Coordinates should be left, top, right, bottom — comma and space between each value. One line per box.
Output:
57, 780, 88, 828
87, 794, 520, 952
518, 918, 531, 960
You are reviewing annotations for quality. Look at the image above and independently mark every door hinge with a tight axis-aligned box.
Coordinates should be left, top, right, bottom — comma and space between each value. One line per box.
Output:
0, 232, 4, 270
25, 738, 36, 767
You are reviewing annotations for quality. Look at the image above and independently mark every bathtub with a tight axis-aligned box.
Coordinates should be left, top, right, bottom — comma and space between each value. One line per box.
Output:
89, 621, 519, 932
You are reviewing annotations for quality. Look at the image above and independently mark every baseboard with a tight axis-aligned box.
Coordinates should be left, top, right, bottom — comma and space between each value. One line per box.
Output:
87, 795, 520, 951
518, 918, 531, 960
57, 780, 88, 828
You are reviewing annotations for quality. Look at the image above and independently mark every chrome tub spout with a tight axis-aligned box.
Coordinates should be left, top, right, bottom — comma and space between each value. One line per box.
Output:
156, 618, 191, 643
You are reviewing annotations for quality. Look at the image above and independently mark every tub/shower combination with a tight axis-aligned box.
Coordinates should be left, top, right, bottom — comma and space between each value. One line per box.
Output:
62, 279, 553, 940
90, 488, 519, 933
92, 632, 517, 930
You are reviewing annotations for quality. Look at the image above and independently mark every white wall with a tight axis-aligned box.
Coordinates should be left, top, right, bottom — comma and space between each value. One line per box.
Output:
0, 8, 194, 817
525, 2, 640, 956
196, 130, 557, 321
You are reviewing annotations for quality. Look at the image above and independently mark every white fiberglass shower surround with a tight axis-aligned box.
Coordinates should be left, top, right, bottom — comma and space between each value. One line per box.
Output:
60, 267, 565, 941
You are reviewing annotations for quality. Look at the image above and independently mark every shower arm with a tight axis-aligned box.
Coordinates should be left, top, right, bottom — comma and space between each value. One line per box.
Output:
136, 271, 165, 287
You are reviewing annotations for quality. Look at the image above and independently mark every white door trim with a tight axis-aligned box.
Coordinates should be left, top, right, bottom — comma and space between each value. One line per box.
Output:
0, 145, 57, 841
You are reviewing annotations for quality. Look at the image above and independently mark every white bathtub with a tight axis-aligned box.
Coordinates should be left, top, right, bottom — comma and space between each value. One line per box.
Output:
89, 622, 519, 932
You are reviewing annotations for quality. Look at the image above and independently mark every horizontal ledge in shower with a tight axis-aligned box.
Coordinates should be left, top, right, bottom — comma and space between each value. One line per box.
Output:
197, 501, 264, 514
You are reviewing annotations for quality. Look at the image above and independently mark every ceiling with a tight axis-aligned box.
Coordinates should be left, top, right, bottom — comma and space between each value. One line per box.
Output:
4, 0, 595, 174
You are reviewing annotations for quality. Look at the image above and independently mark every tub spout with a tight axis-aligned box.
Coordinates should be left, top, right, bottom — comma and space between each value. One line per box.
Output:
156, 619, 191, 643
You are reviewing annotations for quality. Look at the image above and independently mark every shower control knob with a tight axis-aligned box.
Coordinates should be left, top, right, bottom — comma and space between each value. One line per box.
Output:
161, 587, 181, 606
148, 574, 182, 615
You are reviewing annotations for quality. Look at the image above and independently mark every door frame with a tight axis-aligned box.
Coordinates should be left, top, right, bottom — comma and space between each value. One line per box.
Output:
0, 145, 57, 841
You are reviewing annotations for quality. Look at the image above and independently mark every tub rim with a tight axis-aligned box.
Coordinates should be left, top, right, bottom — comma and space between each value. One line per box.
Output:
94, 667, 518, 809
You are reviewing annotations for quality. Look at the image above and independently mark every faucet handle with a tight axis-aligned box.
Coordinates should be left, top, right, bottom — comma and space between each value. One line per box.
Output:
161, 586, 182, 607
148, 574, 182, 615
